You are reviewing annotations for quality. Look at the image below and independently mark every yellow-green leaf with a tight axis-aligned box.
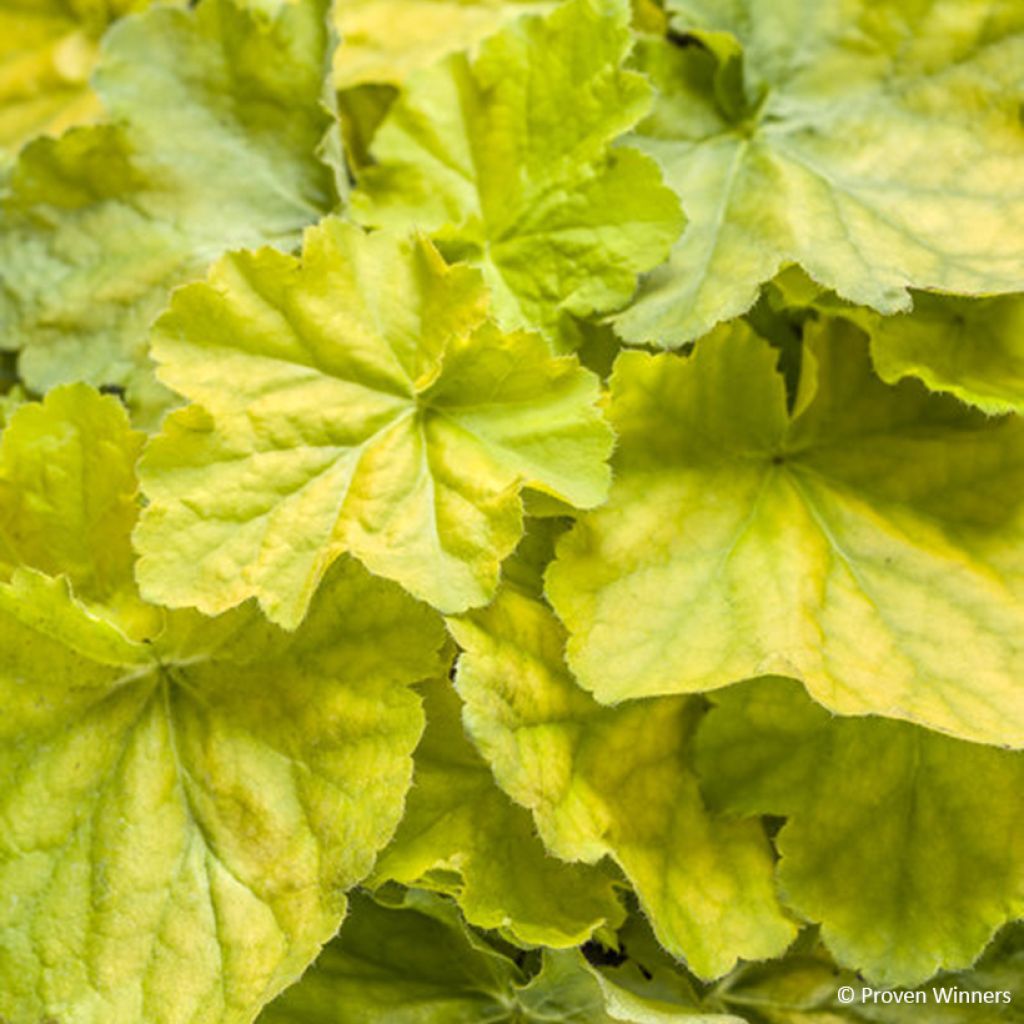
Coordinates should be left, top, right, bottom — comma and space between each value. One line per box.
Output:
351, 0, 683, 347
372, 677, 625, 947
696, 678, 1024, 986
615, 0, 1024, 346
0, 384, 145, 627
333, 0, 551, 89
0, 0, 182, 161
450, 587, 796, 980
865, 292, 1024, 415
547, 318, 1024, 747
0, 560, 445, 1024
135, 219, 613, 626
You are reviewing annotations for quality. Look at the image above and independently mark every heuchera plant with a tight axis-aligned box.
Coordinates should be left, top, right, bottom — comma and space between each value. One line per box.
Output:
0, 0, 1022, 1021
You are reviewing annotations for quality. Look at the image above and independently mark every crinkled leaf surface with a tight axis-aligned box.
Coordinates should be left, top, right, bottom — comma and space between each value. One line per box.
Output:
0, 386, 447, 1023
0, 0, 179, 160
449, 587, 796, 980
0, 384, 145, 628
547, 318, 1024, 747
864, 293, 1024, 415
0, 556, 445, 1024
615, 0, 1024, 346
333, 0, 551, 88
136, 219, 613, 626
351, 0, 683, 346
262, 889, 734, 1023
372, 676, 625, 947
0, 0, 340, 425
696, 678, 1024, 986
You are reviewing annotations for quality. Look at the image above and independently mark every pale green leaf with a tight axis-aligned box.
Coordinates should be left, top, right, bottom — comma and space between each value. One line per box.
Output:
864, 293, 1024, 415
615, 0, 1024, 345
0, 384, 146, 630
332, 0, 551, 89
351, 0, 683, 346
547, 318, 1024, 747
696, 678, 1024, 986
372, 676, 625, 948
0, 557, 445, 1024
135, 218, 613, 626
449, 588, 796, 980
0, 0, 340, 426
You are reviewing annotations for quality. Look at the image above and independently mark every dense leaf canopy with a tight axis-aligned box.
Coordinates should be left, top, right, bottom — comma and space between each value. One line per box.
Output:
1, 0, 1022, 1020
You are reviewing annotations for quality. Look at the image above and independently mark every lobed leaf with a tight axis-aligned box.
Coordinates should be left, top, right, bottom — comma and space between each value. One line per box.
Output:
547, 318, 1024, 747
696, 678, 1024, 986
0, 384, 143, 618
864, 293, 1024, 415
351, 0, 683, 347
449, 587, 797, 980
0, 0, 341, 425
135, 218, 613, 626
372, 677, 626, 948
615, 0, 1024, 345
0, 559, 445, 1024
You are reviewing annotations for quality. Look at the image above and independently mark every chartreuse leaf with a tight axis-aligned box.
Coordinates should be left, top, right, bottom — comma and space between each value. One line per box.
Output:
261, 889, 737, 1023
371, 676, 625, 947
0, 0, 340, 425
0, 0, 183, 160
332, 0, 551, 89
695, 678, 1024, 986
135, 218, 612, 626
0, 556, 445, 1024
0, 384, 148, 632
863, 293, 1024, 415
547, 318, 1024, 747
351, 0, 683, 346
449, 588, 796, 980
0, 384, 447, 1022
615, 0, 1024, 346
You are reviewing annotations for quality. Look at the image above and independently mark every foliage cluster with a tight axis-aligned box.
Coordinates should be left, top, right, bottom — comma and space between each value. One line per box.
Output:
1, 0, 1023, 1021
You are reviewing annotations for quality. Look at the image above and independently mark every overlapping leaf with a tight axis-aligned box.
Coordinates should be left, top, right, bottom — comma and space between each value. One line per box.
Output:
351, 0, 683, 346
135, 218, 613, 626
450, 587, 796, 980
547, 318, 1024, 747
864, 293, 1024, 415
372, 677, 626, 947
0, 384, 145, 628
261, 889, 738, 1023
696, 678, 1024, 986
0, 0, 182, 161
333, 0, 551, 89
260, 890, 528, 1024
0, 0, 341, 425
0, 387, 447, 1024
615, 0, 1024, 345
